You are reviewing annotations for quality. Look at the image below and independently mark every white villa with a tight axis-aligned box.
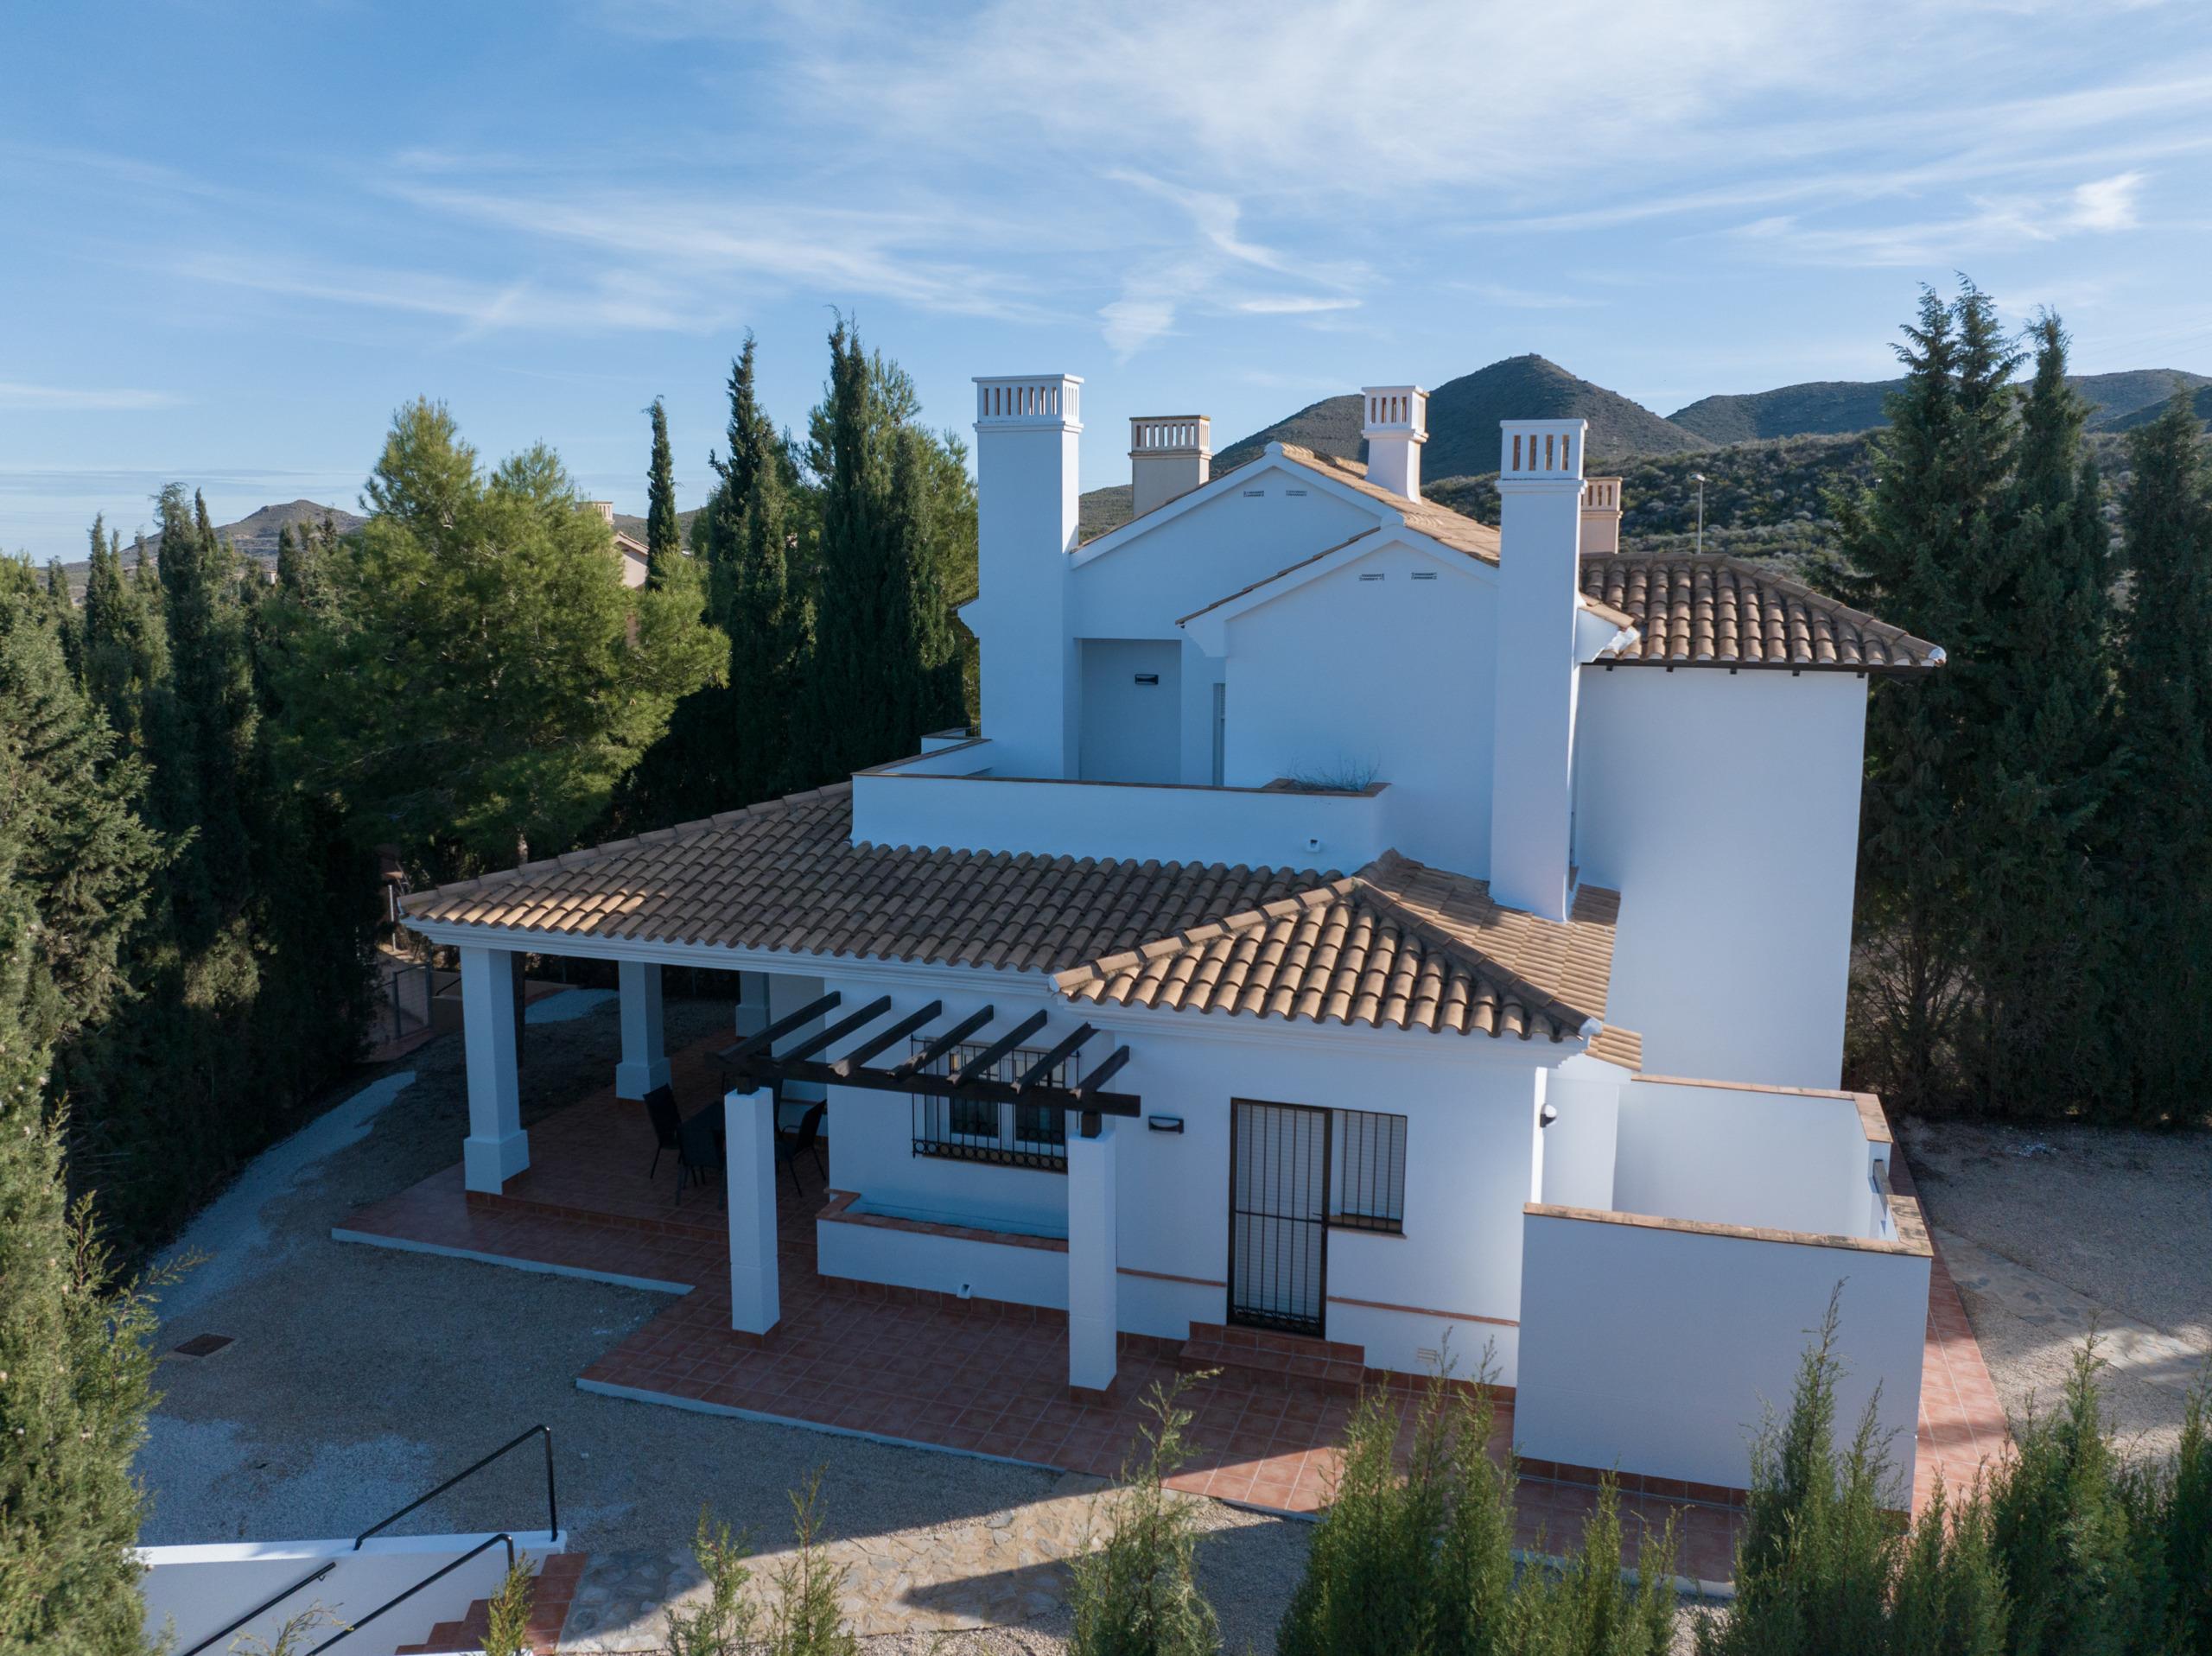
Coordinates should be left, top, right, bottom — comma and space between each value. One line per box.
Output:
404, 377, 1942, 1496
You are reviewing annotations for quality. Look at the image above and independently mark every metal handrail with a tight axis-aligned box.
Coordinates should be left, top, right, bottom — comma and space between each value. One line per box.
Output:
302, 1533, 515, 1656
179, 1560, 337, 1656
353, 1424, 557, 1550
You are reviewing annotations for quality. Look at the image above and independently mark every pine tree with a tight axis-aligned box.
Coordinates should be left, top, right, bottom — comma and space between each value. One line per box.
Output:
645, 397, 683, 588
1831, 282, 2019, 1111
0, 572, 166, 1656
2107, 395, 2212, 1121
284, 399, 720, 874
1955, 312, 2116, 1116
44, 555, 81, 672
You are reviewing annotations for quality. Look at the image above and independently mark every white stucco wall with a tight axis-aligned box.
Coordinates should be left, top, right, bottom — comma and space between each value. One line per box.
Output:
849, 770, 1391, 871
1078, 638, 1184, 783
1611, 1076, 1879, 1240
1573, 667, 1869, 1088
1217, 540, 1497, 876
139, 1532, 563, 1656
801, 963, 1558, 1383
1538, 1067, 1624, 1210
1515, 1211, 1928, 1493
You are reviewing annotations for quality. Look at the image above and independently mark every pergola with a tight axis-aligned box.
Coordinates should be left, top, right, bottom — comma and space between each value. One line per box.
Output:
709, 990, 1144, 1395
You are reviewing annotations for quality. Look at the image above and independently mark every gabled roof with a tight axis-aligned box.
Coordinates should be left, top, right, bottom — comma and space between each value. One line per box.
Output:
1273, 446, 1502, 564
1057, 849, 1637, 1054
1581, 554, 1942, 672
403, 786, 1631, 1055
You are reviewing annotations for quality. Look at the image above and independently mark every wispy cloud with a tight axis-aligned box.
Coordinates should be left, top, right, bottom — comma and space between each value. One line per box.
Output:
1732, 169, 2155, 266
1237, 295, 1362, 314
0, 382, 182, 411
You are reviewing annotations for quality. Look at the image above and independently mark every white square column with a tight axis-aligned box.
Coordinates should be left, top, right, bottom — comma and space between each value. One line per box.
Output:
1066, 1118, 1119, 1394
461, 944, 529, 1192
725, 1084, 782, 1336
615, 960, 671, 1100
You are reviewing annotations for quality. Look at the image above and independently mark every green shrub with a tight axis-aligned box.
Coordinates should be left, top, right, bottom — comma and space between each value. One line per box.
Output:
1885, 1478, 2006, 1656
663, 1509, 759, 1656
481, 1551, 537, 1656
1279, 1350, 1676, 1656
1702, 1290, 1902, 1656
1986, 1339, 2152, 1655
1068, 1372, 1221, 1656
1507, 1477, 1677, 1655
2164, 1378, 2212, 1653
765, 1469, 856, 1656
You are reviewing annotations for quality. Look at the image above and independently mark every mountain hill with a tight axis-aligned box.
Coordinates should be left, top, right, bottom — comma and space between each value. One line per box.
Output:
48, 498, 368, 598
1210, 355, 1709, 477
2101, 381, 2212, 434
1670, 368, 2212, 443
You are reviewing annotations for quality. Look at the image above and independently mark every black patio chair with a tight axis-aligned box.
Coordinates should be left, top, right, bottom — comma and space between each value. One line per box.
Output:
777, 1101, 827, 1199
643, 1084, 684, 1181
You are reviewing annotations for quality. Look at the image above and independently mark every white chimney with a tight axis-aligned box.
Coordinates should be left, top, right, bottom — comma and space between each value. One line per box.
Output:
973, 374, 1084, 779
588, 500, 616, 524
1580, 476, 1623, 555
1488, 418, 1587, 922
1128, 416, 1211, 517
1362, 385, 1428, 499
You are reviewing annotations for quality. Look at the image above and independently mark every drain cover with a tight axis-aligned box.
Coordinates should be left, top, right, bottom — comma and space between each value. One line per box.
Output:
170, 1333, 234, 1359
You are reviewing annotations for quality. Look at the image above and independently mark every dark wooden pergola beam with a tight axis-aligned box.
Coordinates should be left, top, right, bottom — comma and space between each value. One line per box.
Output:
715, 991, 843, 1067
951, 1010, 1050, 1089
779, 995, 893, 1064
832, 1000, 943, 1076
1016, 1023, 1096, 1093
712, 997, 1141, 1133
893, 1005, 996, 1079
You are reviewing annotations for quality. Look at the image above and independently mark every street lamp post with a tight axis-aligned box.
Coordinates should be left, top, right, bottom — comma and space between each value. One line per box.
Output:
1691, 473, 1707, 554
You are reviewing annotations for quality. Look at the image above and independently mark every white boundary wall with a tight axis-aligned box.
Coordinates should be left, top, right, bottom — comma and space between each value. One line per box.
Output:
1515, 1210, 1928, 1491
139, 1530, 562, 1656
1612, 1077, 1881, 1240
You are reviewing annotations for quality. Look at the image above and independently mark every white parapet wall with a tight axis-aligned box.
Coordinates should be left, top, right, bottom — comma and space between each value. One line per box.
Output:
850, 765, 1394, 872
140, 1529, 563, 1656
1513, 1203, 1929, 1494
1611, 1075, 1889, 1240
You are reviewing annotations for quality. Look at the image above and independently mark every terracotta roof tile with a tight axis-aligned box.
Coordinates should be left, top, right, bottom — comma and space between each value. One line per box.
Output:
1580, 554, 1942, 672
1056, 848, 1633, 1048
404, 790, 1634, 1053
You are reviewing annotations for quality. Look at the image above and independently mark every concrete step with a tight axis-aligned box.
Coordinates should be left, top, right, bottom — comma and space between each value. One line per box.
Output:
1179, 1322, 1367, 1395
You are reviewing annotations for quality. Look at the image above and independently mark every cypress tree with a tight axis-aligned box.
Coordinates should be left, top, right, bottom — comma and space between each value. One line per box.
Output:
1956, 313, 2115, 1115
79, 521, 167, 761
0, 568, 165, 1656
2107, 396, 2212, 1120
1834, 289, 1967, 1109
43, 555, 80, 672
645, 397, 683, 587
788, 321, 969, 785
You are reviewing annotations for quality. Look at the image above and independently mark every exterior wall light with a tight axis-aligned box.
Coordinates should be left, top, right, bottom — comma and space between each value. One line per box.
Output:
1538, 1103, 1559, 1129
1147, 1114, 1185, 1133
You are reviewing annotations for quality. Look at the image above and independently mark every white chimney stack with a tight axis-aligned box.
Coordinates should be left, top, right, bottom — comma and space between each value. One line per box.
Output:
588, 500, 616, 524
1362, 386, 1428, 499
973, 374, 1084, 778
1128, 416, 1211, 517
1488, 418, 1587, 922
1580, 476, 1624, 555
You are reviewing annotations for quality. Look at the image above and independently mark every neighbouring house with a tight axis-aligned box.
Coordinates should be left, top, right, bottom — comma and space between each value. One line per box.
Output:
588, 498, 653, 587
404, 378, 1942, 1497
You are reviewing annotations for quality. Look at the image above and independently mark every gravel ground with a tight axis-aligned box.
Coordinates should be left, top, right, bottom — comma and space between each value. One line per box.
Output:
1899, 1114, 2212, 1463
134, 994, 1312, 1653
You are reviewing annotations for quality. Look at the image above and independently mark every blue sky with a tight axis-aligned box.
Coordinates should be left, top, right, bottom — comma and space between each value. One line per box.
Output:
4, 0, 2209, 562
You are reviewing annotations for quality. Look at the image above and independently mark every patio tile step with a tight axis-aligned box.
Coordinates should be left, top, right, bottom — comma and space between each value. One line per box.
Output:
1179, 1323, 1367, 1395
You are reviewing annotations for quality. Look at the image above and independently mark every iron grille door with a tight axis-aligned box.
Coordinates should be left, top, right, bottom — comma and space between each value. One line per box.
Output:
1228, 1100, 1330, 1336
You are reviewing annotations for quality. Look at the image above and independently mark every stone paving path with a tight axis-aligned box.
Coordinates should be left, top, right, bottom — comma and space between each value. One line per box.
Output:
558, 1471, 1121, 1646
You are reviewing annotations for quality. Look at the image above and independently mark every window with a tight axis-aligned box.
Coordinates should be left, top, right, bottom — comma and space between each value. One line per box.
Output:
1330, 1108, 1407, 1231
910, 1039, 1077, 1172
